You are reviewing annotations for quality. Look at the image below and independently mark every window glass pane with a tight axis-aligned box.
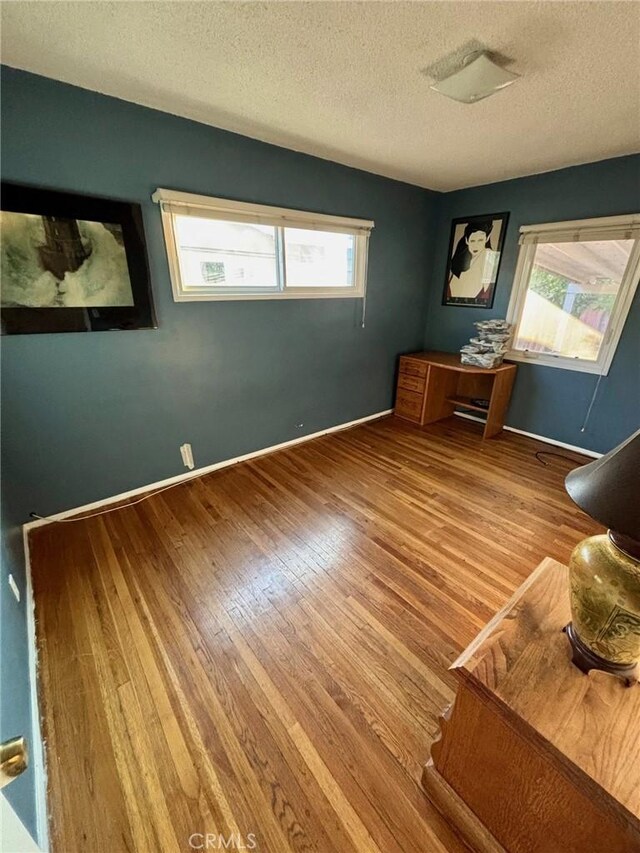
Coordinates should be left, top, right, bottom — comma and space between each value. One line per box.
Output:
173, 215, 278, 288
514, 239, 633, 361
284, 228, 354, 287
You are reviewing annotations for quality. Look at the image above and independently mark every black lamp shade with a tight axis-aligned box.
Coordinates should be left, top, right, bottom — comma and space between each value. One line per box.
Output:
565, 428, 640, 540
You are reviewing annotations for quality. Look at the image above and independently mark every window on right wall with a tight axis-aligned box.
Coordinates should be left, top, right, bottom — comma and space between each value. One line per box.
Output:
506, 214, 640, 375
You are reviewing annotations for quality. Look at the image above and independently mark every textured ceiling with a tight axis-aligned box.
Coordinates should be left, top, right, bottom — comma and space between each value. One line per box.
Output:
1, 1, 639, 191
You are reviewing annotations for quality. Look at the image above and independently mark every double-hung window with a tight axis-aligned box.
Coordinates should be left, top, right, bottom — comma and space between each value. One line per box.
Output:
152, 189, 374, 301
506, 214, 640, 374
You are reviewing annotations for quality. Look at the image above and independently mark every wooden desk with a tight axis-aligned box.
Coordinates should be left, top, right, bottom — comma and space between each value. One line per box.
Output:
394, 351, 516, 439
423, 558, 640, 853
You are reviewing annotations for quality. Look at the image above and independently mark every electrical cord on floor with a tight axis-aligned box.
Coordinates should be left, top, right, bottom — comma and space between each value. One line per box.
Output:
29, 478, 191, 524
534, 450, 584, 467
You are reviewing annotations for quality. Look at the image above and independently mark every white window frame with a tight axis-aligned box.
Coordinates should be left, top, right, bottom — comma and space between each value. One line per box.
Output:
505, 214, 640, 375
152, 188, 374, 301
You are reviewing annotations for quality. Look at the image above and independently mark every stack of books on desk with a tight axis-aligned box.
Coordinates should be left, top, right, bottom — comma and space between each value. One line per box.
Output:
460, 319, 512, 368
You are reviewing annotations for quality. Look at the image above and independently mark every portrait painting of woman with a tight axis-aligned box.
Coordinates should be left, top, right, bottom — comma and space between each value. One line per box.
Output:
442, 212, 509, 308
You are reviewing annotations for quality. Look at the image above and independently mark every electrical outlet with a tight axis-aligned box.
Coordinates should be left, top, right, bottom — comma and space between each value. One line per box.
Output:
8, 573, 20, 603
180, 442, 195, 470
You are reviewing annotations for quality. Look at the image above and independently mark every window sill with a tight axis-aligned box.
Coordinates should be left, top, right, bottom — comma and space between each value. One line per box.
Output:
173, 289, 365, 302
505, 351, 607, 375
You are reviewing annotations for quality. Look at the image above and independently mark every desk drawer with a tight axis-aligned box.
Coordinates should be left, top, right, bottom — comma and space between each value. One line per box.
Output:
398, 372, 426, 394
395, 388, 424, 422
400, 357, 428, 378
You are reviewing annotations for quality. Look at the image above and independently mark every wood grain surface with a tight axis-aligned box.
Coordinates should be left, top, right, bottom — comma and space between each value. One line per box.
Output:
430, 559, 639, 852
455, 558, 640, 824
399, 352, 516, 373
29, 416, 599, 852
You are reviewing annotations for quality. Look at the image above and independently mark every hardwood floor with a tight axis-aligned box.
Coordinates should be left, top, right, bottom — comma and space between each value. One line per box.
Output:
29, 416, 600, 852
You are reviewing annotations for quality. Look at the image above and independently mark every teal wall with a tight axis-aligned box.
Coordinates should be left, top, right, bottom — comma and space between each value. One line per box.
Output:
1, 67, 437, 522
425, 156, 640, 453
0, 65, 438, 836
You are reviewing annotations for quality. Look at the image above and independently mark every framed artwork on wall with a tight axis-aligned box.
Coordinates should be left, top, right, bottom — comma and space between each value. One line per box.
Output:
442, 211, 509, 308
1, 182, 156, 334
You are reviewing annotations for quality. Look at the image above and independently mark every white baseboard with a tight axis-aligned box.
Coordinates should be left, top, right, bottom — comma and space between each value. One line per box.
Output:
454, 412, 602, 458
24, 408, 600, 532
22, 532, 49, 852
24, 409, 393, 530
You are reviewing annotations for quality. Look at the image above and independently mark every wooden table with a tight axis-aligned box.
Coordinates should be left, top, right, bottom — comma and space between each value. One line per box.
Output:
423, 558, 640, 853
394, 351, 517, 439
